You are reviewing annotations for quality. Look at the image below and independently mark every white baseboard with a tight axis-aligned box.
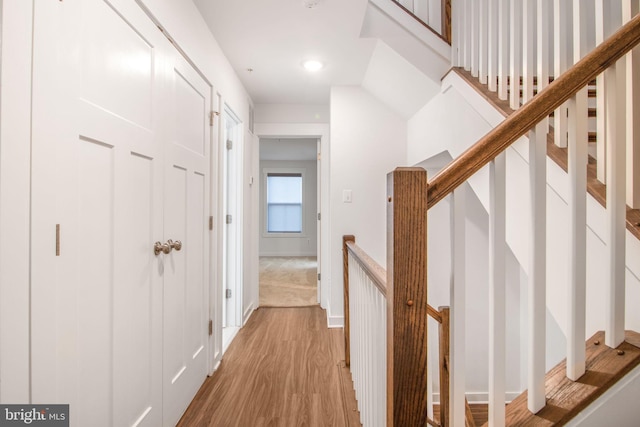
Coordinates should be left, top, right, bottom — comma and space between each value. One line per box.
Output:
243, 303, 255, 325
327, 315, 344, 328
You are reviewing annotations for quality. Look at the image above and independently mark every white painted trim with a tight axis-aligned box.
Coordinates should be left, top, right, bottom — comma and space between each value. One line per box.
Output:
326, 315, 344, 329
0, 0, 33, 404
243, 303, 255, 326
253, 123, 331, 313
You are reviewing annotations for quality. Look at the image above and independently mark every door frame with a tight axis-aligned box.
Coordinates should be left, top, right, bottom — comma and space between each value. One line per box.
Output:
220, 104, 244, 347
253, 123, 330, 313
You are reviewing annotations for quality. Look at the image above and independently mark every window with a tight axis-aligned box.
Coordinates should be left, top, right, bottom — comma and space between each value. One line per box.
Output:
266, 173, 303, 233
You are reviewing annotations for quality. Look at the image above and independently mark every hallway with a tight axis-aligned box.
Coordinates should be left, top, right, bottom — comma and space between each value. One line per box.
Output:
177, 306, 361, 426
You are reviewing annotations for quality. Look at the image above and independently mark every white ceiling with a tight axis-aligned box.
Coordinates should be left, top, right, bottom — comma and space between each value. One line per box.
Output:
192, 0, 377, 104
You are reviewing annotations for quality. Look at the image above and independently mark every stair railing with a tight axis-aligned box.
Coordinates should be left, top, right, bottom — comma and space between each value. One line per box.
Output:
386, 12, 640, 427
451, 0, 640, 210
343, 235, 456, 427
390, 0, 452, 44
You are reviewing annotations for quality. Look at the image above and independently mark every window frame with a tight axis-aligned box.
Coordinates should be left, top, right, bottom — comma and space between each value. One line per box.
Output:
262, 168, 307, 238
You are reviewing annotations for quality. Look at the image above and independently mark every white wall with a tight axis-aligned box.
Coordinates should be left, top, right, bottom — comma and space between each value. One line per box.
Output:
329, 86, 407, 327
255, 104, 329, 124
259, 160, 318, 257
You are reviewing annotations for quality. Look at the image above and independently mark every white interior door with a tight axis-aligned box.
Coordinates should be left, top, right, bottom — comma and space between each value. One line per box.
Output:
162, 54, 211, 426
31, 1, 210, 426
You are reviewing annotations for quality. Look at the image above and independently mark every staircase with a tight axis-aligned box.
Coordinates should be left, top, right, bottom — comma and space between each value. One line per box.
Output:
341, 1, 640, 426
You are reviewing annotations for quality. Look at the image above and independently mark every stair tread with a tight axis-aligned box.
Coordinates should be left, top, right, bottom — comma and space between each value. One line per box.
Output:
453, 67, 640, 241
480, 331, 640, 427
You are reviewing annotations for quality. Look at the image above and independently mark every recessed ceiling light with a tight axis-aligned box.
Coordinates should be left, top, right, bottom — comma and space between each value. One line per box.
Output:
302, 60, 324, 72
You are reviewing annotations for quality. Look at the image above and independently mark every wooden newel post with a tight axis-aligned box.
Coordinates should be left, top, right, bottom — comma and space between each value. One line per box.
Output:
386, 167, 429, 427
342, 235, 355, 368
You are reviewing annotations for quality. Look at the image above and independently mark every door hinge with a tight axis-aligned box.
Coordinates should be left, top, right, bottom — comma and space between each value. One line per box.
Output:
208, 319, 213, 336
317, 153, 321, 160
317, 273, 321, 281
55, 224, 61, 256
225, 289, 232, 299
226, 140, 233, 150
209, 111, 218, 127
226, 214, 232, 224
209, 216, 214, 231
317, 213, 321, 221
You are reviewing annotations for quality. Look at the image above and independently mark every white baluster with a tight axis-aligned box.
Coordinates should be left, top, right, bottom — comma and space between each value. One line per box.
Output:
465, 0, 473, 70
523, 0, 536, 104
489, 153, 506, 427
553, 0, 570, 148
624, 0, 640, 209
450, 187, 466, 426
510, 0, 522, 109
498, 0, 509, 100
479, 0, 488, 84
566, 0, 589, 382
471, 0, 480, 77
528, 123, 547, 413
488, 0, 498, 92
537, 0, 551, 131
452, 0, 463, 67
605, 59, 627, 349
595, 0, 608, 184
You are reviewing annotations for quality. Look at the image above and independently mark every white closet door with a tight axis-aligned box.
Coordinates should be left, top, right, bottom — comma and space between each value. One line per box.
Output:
31, 0, 173, 426
161, 54, 211, 426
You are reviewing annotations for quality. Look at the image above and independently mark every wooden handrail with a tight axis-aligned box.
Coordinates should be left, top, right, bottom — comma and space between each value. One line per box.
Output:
345, 240, 387, 297
427, 12, 640, 208
345, 238, 444, 323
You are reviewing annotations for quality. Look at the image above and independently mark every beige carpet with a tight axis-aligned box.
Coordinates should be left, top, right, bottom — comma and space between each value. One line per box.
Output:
259, 257, 318, 307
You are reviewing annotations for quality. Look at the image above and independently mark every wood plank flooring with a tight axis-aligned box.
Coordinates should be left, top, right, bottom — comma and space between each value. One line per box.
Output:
177, 306, 362, 426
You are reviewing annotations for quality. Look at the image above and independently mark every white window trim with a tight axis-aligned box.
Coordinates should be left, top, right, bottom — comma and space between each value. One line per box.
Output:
262, 167, 307, 238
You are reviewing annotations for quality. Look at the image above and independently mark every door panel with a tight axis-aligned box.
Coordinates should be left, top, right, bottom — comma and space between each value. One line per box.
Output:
162, 56, 210, 426
76, 138, 115, 424
32, 0, 167, 426
80, 0, 154, 130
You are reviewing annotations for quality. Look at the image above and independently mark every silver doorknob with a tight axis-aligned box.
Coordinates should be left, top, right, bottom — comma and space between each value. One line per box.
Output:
168, 239, 182, 251
154, 241, 172, 256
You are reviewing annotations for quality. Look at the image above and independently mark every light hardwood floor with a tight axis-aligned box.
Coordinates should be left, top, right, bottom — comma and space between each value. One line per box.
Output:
177, 306, 361, 426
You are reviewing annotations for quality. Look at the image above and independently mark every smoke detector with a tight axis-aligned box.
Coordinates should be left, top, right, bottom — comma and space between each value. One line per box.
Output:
303, 0, 323, 8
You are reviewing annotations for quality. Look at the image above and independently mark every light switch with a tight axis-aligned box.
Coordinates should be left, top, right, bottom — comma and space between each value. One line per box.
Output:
343, 190, 352, 203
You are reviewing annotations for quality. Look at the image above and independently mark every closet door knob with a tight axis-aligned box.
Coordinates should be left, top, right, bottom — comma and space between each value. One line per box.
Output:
154, 241, 172, 256
168, 239, 182, 251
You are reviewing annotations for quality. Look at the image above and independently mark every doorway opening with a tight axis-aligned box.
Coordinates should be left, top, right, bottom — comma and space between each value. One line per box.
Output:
222, 105, 243, 352
258, 138, 320, 307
